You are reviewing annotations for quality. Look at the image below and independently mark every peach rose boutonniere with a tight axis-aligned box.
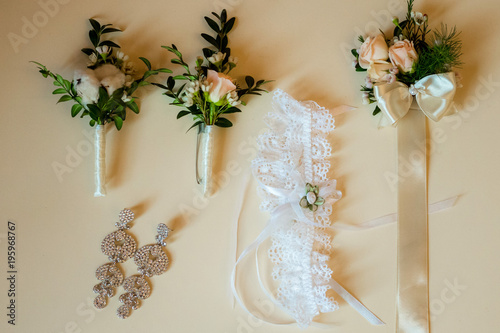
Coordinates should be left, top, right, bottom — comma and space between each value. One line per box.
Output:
350, 0, 462, 115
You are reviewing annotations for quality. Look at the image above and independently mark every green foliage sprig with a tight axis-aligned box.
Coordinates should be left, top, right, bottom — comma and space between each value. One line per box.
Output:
154, 9, 272, 130
32, 19, 171, 130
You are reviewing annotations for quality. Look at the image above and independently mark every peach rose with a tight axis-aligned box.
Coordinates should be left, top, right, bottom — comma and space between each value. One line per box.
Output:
358, 34, 389, 69
389, 40, 418, 73
367, 61, 393, 82
206, 69, 236, 103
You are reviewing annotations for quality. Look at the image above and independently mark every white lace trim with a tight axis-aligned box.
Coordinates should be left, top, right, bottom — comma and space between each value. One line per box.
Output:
252, 89, 341, 327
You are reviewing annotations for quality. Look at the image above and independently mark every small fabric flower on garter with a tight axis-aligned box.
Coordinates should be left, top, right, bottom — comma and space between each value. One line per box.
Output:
299, 183, 325, 212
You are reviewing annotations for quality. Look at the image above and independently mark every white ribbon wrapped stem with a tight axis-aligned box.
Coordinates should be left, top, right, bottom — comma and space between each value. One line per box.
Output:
94, 124, 106, 197
196, 124, 215, 197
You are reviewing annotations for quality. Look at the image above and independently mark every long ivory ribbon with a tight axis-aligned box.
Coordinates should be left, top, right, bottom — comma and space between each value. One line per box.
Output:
396, 107, 429, 333
94, 124, 106, 197
374, 73, 457, 333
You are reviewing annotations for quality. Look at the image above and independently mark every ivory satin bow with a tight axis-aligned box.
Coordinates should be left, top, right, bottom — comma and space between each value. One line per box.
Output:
374, 72, 457, 125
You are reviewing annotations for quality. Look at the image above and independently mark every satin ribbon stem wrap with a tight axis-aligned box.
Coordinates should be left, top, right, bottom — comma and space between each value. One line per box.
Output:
94, 124, 106, 197
374, 72, 457, 333
196, 123, 215, 197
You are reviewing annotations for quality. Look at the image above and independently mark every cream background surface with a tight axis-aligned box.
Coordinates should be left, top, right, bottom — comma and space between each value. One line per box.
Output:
1, 0, 499, 332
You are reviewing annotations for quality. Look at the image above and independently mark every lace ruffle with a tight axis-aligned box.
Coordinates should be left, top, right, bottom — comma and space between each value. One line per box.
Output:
252, 89, 341, 327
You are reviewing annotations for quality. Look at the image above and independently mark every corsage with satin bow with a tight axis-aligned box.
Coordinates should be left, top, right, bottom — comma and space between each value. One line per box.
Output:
351, 0, 462, 119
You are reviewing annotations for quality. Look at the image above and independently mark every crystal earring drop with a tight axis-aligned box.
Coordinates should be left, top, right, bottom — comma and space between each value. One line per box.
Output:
117, 224, 171, 319
93, 209, 137, 309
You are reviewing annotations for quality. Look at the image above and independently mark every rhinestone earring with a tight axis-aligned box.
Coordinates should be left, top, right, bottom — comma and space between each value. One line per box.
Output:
117, 224, 172, 319
93, 209, 137, 309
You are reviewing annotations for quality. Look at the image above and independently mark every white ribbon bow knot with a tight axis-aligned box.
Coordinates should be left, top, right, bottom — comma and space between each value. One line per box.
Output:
374, 72, 457, 125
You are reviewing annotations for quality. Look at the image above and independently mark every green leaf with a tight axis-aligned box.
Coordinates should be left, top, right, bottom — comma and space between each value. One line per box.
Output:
156, 68, 172, 73
30, 61, 46, 69
128, 101, 139, 114
201, 33, 218, 48
161, 44, 183, 59
102, 27, 121, 34
81, 48, 94, 56
177, 110, 190, 119
151, 82, 169, 90
99, 40, 120, 48
351, 49, 358, 57
173, 75, 189, 80
113, 116, 123, 130
223, 107, 241, 114
139, 57, 152, 70
167, 76, 175, 90
211, 11, 221, 21
372, 105, 381, 116
355, 65, 367, 72
215, 117, 233, 127
224, 17, 235, 34
52, 88, 67, 94
245, 76, 255, 88
89, 30, 99, 47
203, 48, 214, 59
62, 79, 71, 91
71, 104, 83, 117
221, 35, 228, 51
187, 121, 203, 132
394, 20, 408, 38
205, 17, 220, 32
89, 119, 96, 127
89, 19, 101, 32
57, 95, 73, 103
220, 9, 227, 23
